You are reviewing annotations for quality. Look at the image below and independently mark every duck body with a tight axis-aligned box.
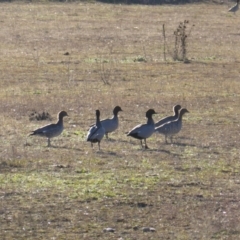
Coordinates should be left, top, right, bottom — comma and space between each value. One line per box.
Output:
128, 122, 155, 140
155, 108, 189, 143
127, 109, 157, 149
29, 111, 68, 147
95, 106, 122, 139
229, 0, 239, 13
87, 110, 105, 150
155, 105, 181, 128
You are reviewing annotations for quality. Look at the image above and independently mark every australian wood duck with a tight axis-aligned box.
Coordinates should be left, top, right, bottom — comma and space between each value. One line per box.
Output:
91, 106, 122, 139
127, 109, 157, 149
155, 108, 189, 143
29, 110, 68, 147
87, 110, 105, 150
229, 0, 239, 13
155, 105, 181, 128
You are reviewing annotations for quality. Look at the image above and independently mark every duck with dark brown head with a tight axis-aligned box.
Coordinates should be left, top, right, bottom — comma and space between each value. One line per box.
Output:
155, 105, 181, 128
127, 109, 157, 149
155, 108, 189, 144
29, 111, 68, 147
90, 106, 123, 139
87, 110, 105, 150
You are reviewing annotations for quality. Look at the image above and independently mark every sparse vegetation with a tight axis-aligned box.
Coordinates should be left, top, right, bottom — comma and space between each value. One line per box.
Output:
1, 2, 240, 239
162, 24, 167, 61
173, 20, 194, 62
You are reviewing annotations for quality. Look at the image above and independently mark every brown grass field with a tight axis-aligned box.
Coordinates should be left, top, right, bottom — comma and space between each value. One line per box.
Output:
1, 1, 240, 239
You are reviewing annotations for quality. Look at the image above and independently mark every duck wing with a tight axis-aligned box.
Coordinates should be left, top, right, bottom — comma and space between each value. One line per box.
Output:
101, 117, 118, 133
127, 123, 154, 139
30, 123, 57, 136
87, 125, 105, 141
155, 115, 177, 128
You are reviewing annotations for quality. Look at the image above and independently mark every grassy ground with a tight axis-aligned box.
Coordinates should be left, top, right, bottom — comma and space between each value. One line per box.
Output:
1, 1, 240, 239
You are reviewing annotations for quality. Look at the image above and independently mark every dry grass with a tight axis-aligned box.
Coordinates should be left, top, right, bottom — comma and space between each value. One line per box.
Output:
1, 1, 240, 239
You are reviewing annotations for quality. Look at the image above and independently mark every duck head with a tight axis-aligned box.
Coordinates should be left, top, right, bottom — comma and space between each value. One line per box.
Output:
96, 109, 100, 118
146, 109, 157, 118
174, 105, 181, 113
179, 108, 189, 117
113, 106, 123, 115
58, 111, 68, 119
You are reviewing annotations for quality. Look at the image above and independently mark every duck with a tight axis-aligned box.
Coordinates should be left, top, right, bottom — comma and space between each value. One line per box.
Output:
155, 105, 181, 128
127, 109, 157, 149
29, 110, 68, 147
87, 110, 105, 150
229, 0, 239, 13
155, 108, 189, 144
91, 106, 123, 139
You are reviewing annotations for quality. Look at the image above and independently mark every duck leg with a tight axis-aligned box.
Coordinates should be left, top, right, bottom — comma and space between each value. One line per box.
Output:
47, 138, 51, 147
105, 133, 108, 139
98, 141, 101, 151
144, 139, 149, 149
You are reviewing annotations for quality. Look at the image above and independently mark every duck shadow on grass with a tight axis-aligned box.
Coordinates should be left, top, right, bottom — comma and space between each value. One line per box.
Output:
230, 33, 240, 36
43, 145, 181, 158
50, 145, 83, 151
121, 147, 180, 158
102, 138, 119, 143
163, 142, 196, 147
95, 150, 122, 156
157, 137, 196, 147
103, 138, 134, 144
143, 148, 174, 155
25, 140, 83, 152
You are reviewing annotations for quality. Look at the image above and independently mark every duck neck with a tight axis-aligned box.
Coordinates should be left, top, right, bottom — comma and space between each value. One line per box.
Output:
178, 112, 184, 121
96, 115, 101, 125
174, 109, 179, 117
57, 117, 64, 125
113, 109, 119, 117
147, 116, 154, 125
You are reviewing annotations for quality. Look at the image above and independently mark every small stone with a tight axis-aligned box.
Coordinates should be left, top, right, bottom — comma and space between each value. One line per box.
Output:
103, 228, 115, 233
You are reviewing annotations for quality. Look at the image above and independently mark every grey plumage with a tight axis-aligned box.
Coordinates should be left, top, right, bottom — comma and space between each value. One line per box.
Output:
91, 106, 122, 139
87, 110, 105, 150
155, 105, 181, 128
29, 110, 68, 147
229, 0, 239, 13
155, 108, 189, 143
127, 109, 157, 149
